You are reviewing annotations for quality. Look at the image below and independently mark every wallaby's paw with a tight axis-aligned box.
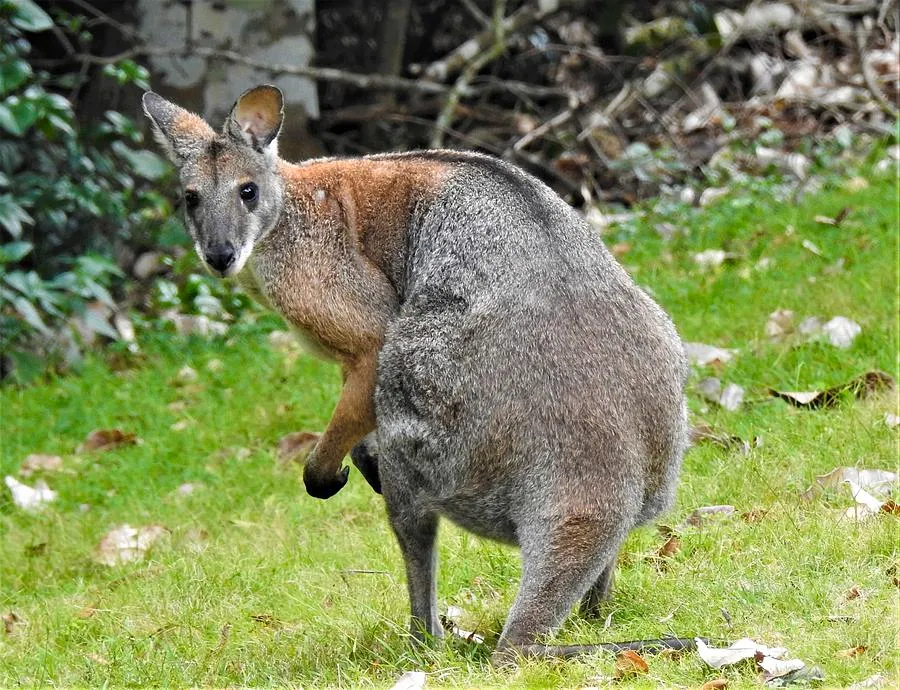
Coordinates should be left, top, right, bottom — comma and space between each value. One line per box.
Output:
350, 442, 382, 494
303, 464, 349, 499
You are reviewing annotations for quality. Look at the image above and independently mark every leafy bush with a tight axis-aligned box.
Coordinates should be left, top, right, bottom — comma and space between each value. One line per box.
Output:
0, 0, 179, 381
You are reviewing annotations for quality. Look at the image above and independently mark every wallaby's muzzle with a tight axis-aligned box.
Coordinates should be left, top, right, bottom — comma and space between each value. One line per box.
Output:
204, 242, 236, 274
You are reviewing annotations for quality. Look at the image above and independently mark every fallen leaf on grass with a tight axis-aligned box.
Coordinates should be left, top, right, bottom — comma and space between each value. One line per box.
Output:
657, 534, 681, 558
835, 646, 867, 658
685, 342, 736, 367
759, 656, 805, 680
390, 671, 426, 690
741, 509, 769, 523
814, 467, 896, 496
614, 650, 649, 678
695, 637, 787, 668
76, 606, 97, 619
693, 249, 738, 270
766, 665, 825, 687
170, 419, 193, 432
699, 680, 729, 690
689, 423, 754, 453
19, 454, 63, 477
822, 317, 861, 348
86, 653, 109, 665
801, 239, 823, 256
842, 481, 890, 522
183, 528, 209, 554
683, 505, 735, 527
814, 207, 851, 226
94, 524, 168, 566
176, 482, 202, 496
848, 674, 888, 689
171, 365, 198, 386
78, 429, 138, 453
276, 431, 319, 463
770, 370, 894, 409
441, 605, 486, 644
2, 612, 22, 635
765, 309, 795, 341
4, 476, 57, 511
696, 378, 745, 411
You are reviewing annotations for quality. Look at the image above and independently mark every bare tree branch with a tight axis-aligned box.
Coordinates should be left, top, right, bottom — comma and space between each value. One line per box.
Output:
419, 0, 584, 82
70, 46, 449, 94
855, 23, 899, 117
432, 0, 508, 147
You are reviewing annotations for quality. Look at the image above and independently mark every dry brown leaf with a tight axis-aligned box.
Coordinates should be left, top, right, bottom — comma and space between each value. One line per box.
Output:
843, 585, 863, 601
657, 534, 681, 558
76, 606, 97, 619
741, 509, 769, 523
2, 612, 21, 635
835, 646, 867, 658
770, 370, 895, 409
614, 650, 649, 678
276, 431, 319, 463
78, 429, 138, 453
86, 653, 109, 665
700, 680, 729, 690
879, 501, 900, 516
19, 454, 63, 477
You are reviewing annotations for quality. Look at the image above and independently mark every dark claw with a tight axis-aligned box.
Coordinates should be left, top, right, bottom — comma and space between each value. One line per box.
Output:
350, 441, 382, 494
303, 464, 350, 499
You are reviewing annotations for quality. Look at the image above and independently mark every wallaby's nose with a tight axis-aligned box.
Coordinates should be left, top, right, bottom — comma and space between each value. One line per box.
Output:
204, 243, 235, 273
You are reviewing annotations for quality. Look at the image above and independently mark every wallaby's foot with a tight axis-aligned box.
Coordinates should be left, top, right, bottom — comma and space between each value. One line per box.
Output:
578, 563, 615, 619
350, 441, 382, 494
303, 463, 349, 499
410, 616, 445, 646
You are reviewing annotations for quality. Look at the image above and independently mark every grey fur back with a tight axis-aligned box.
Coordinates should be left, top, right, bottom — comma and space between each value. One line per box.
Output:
373, 151, 688, 542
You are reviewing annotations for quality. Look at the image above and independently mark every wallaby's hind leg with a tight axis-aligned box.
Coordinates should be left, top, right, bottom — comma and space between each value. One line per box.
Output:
578, 560, 616, 619
494, 514, 628, 664
386, 501, 443, 641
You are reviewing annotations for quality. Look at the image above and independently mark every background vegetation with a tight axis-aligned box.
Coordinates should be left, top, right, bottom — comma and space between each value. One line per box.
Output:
0, 0, 897, 687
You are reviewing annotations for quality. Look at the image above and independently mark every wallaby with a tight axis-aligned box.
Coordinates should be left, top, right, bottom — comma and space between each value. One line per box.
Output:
143, 85, 691, 662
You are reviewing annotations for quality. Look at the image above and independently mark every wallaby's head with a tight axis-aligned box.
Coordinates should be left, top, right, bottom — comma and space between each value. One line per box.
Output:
142, 85, 285, 277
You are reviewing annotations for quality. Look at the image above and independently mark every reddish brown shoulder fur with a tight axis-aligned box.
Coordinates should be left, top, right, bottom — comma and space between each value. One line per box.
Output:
280, 157, 448, 275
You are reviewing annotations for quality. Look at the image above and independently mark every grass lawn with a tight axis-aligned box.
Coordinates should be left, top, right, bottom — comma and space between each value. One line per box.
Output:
1, 165, 897, 688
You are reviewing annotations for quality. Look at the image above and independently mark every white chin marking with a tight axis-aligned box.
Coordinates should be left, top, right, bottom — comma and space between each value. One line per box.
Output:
222, 242, 252, 278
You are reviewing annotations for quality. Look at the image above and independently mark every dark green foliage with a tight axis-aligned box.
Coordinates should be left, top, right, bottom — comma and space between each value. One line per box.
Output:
0, 0, 176, 377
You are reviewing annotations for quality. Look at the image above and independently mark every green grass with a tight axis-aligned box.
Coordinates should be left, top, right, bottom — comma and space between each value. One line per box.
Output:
2, 168, 898, 688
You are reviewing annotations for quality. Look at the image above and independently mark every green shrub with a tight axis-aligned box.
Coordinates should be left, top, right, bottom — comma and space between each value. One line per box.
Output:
0, 0, 179, 380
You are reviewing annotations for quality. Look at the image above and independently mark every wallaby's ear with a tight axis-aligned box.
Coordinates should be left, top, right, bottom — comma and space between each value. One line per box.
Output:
142, 91, 215, 164
224, 84, 284, 158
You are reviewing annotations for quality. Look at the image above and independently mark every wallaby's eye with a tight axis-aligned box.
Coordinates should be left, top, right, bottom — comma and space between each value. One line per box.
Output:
184, 190, 200, 209
239, 182, 258, 205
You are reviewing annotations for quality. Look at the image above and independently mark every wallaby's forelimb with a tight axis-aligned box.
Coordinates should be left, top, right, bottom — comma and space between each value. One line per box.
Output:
303, 354, 377, 499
